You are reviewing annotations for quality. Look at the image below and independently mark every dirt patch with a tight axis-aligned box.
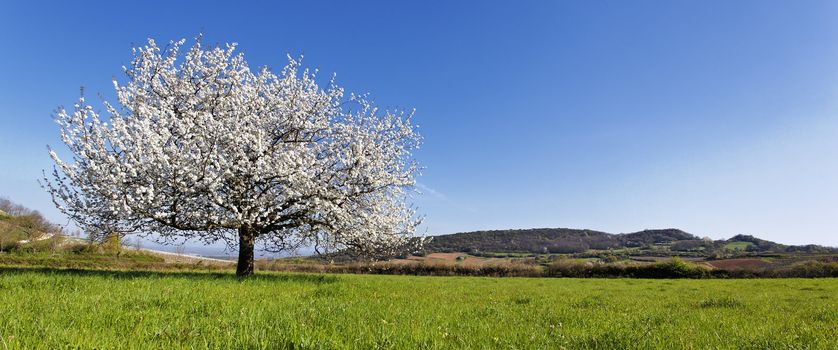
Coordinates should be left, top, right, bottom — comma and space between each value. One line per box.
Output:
424, 252, 469, 261
392, 253, 512, 266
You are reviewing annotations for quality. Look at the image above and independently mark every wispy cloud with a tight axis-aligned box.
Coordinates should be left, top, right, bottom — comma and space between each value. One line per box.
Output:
415, 182, 447, 200
415, 182, 477, 213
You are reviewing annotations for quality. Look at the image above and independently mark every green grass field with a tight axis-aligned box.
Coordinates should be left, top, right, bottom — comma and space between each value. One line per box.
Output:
0, 268, 835, 349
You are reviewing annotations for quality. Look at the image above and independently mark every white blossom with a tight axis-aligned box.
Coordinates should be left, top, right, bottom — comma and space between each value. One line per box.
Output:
42, 37, 422, 276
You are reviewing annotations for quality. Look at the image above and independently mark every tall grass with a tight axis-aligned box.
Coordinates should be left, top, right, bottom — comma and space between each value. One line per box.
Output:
0, 268, 835, 349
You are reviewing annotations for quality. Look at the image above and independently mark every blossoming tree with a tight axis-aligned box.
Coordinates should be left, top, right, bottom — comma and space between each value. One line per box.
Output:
43, 38, 422, 276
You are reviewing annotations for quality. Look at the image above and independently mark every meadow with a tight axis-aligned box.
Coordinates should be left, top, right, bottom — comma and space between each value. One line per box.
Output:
0, 267, 835, 349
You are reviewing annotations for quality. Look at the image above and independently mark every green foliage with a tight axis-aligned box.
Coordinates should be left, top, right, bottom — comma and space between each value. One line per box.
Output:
0, 269, 835, 349
101, 233, 123, 254
650, 257, 711, 278
781, 261, 838, 278
600, 254, 619, 263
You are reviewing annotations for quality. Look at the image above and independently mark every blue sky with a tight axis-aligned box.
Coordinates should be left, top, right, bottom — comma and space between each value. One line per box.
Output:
1, 1, 837, 250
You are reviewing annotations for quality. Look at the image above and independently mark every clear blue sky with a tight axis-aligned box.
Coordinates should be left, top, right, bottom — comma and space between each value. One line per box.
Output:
1, 0, 837, 249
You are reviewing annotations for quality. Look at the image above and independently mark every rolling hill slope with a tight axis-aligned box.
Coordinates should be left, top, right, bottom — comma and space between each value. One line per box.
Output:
424, 227, 837, 257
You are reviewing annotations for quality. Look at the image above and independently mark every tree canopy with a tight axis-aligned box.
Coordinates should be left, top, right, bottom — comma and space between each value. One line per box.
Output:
43, 37, 422, 276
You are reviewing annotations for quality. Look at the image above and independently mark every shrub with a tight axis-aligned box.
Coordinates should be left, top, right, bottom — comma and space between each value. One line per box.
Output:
546, 259, 592, 277
777, 261, 838, 278
600, 254, 619, 263
630, 258, 711, 279
546, 258, 712, 278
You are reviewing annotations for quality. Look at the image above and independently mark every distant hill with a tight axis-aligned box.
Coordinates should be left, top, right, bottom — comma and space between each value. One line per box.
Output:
424, 228, 837, 257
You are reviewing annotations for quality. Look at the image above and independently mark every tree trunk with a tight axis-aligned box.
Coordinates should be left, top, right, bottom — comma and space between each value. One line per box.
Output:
236, 227, 256, 277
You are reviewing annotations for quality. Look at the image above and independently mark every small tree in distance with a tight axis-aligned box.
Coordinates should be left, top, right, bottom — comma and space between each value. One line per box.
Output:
43, 37, 422, 277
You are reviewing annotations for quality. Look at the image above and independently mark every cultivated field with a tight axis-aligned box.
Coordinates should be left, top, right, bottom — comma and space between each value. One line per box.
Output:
0, 268, 835, 349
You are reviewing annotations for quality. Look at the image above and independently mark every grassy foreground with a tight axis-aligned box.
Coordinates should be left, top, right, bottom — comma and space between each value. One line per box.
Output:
0, 268, 835, 349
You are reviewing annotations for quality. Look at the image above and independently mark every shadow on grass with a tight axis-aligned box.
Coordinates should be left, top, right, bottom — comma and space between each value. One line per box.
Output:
0, 266, 338, 284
